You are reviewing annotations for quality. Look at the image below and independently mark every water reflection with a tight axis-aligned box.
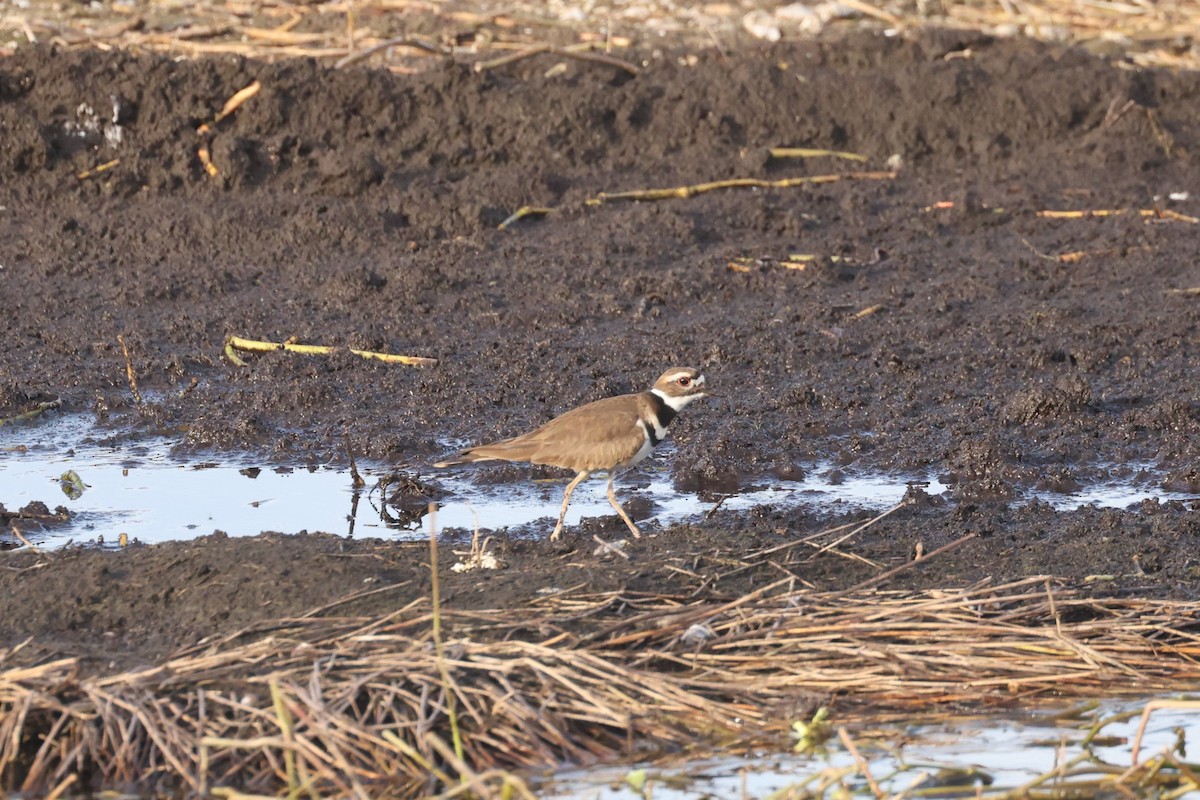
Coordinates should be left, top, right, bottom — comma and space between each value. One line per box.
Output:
542, 699, 1200, 799
2, 415, 1197, 548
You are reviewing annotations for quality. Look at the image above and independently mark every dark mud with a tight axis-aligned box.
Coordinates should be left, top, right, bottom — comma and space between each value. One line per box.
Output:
3, 31, 1200, 667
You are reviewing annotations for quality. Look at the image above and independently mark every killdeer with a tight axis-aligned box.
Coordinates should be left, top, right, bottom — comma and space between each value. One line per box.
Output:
434, 367, 711, 540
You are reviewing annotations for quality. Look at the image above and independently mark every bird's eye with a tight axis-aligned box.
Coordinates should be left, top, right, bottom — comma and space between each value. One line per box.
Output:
678, 376, 691, 387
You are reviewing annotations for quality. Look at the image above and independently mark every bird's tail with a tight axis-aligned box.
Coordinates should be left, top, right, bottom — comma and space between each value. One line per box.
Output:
432, 452, 479, 468
433, 439, 537, 468
432, 448, 508, 468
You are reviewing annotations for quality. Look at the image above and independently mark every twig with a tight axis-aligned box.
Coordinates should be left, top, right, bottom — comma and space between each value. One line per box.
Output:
587, 171, 896, 205
43, 772, 77, 800
704, 494, 730, 519
497, 206, 554, 230
826, 532, 979, 599
592, 534, 631, 560
297, 581, 412, 618
1019, 236, 1088, 263
836, 0, 903, 25
178, 376, 200, 399
1036, 208, 1199, 223
77, 158, 120, 180
428, 505, 466, 770
0, 398, 61, 426
198, 143, 218, 177
224, 335, 437, 367
344, 430, 365, 490
334, 36, 450, 69
197, 81, 260, 135
1131, 700, 1200, 764
117, 334, 143, 405
9, 525, 41, 553
808, 500, 910, 559
474, 42, 638, 75
769, 147, 868, 162
838, 726, 885, 799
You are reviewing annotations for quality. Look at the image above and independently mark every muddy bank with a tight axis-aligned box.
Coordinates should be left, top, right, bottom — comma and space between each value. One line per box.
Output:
3, 495, 1199, 672
3, 30, 1200, 670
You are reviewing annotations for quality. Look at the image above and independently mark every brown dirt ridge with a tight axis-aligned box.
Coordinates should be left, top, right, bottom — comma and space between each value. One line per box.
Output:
3, 27, 1200, 795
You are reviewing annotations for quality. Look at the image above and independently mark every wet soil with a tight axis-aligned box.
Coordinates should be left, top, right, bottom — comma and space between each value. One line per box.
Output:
3, 32, 1200, 669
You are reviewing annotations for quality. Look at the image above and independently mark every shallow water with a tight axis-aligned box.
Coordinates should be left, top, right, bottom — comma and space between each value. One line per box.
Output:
543, 698, 1200, 799
2, 414, 1197, 548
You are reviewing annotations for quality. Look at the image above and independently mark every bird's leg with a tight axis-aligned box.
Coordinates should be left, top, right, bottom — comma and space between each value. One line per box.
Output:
551, 470, 591, 541
606, 470, 641, 538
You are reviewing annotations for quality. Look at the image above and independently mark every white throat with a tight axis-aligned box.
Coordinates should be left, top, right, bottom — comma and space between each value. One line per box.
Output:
651, 387, 701, 412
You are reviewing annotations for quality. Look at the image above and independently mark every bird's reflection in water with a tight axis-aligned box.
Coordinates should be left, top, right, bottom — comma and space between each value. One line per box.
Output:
373, 471, 446, 530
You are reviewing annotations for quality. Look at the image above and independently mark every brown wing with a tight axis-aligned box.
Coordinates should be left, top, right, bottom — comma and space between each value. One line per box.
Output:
450, 394, 647, 472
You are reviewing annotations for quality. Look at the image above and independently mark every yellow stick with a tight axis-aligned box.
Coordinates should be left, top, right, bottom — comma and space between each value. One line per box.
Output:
77, 158, 120, 180
768, 147, 868, 162
497, 206, 554, 230
1037, 208, 1199, 223
853, 304, 885, 319
224, 335, 437, 367
198, 80, 261, 135
198, 144, 219, 177
587, 171, 896, 205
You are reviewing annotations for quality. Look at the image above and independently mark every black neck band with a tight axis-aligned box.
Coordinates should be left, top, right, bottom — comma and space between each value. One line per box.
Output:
648, 391, 678, 430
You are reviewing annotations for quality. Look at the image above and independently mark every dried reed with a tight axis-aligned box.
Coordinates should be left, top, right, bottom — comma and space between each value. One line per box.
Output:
5, 0, 1200, 72
2, 575, 1199, 796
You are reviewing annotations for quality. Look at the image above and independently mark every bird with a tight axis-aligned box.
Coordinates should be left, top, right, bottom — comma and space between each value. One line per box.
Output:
434, 367, 712, 540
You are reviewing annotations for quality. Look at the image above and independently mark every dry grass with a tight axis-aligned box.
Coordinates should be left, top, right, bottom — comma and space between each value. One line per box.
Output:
2, 575, 1200, 796
932, 0, 1200, 69
2, 0, 1200, 71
